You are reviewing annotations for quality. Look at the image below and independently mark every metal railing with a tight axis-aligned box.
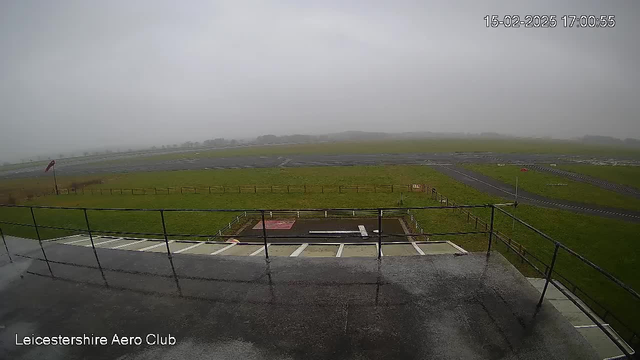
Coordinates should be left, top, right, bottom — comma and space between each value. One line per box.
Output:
0, 202, 637, 358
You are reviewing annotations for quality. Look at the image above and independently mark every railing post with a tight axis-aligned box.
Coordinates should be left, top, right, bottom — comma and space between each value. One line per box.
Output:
537, 243, 560, 308
377, 208, 382, 259
160, 210, 182, 295
160, 210, 172, 258
0, 227, 12, 263
261, 210, 269, 260
83, 209, 107, 284
30, 207, 53, 276
487, 206, 495, 254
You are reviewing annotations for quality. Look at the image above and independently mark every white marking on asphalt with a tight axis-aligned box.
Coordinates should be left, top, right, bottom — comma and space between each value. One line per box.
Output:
412, 242, 426, 255
446, 241, 469, 254
112, 239, 147, 249
309, 230, 360, 234
139, 241, 174, 252
359, 225, 368, 238
290, 243, 309, 257
250, 244, 270, 256
64, 237, 92, 245
87, 238, 122, 247
174, 242, 204, 254
336, 243, 344, 257
574, 324, 608, 329
211, 242, 236, 255
278, 158, 292, 167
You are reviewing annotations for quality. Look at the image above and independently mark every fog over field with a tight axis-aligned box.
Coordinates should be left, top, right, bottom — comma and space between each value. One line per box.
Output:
1, 0, 639, 161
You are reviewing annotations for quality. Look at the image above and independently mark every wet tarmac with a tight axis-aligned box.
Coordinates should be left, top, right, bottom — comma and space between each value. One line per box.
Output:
0, 236, 598, 359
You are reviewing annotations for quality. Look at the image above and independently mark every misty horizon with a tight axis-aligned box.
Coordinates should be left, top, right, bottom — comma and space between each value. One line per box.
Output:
2, 1, 639, 161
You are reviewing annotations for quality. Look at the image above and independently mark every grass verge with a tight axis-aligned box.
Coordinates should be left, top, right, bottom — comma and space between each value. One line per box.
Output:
463, 164, 640, 211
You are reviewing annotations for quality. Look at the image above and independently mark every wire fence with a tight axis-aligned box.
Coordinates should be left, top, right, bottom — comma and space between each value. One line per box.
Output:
22, 184, 431, 197
0, 202, 637, 357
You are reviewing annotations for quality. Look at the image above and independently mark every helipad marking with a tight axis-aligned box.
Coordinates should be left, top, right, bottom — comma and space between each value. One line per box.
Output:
174, 242, 204, 254
412, 242, 426, 255
250, 244, 270, 256
112, 239, 147, 249
211, 243, 236, 255
88, 238, 122, 247
358, 225, 368, 238
139, 241, 174, 252
290, 243, 309, 257
336, 243, 345, 257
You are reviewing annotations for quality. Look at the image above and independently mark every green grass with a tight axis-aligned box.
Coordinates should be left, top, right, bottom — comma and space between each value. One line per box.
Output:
1, 165, 639, 339
558, 164, 640, 190
96, 138, 640, 165
464, 164, 640, 211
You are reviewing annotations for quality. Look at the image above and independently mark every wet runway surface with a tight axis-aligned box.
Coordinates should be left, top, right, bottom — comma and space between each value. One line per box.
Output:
1, 151, 631, 179
0, 236, 597, 359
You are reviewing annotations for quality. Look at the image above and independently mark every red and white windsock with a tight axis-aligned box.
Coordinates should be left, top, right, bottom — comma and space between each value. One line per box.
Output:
45, 160, 56, 172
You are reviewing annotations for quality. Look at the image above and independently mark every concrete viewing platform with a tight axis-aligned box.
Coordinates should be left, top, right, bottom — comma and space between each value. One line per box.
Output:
0, 236, 599, 359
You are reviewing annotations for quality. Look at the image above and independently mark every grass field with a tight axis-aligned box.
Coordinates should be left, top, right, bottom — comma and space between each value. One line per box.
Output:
94, 138, 640, 165
464, 164, 640, 211
558, 164, 640, 190
1, 165, 639, 338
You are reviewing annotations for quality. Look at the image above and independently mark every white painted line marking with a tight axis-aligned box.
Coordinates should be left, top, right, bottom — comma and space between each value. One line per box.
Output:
250, 244, 270, 256
336, 243, 344, 257
359, 225, 368, 238
290, 243, 309, 257
309, 230, 360, 234
574, 324, 609, 329
112, 239, 147, 249
47, 234, 82, 242
64, 237, 91, 245
446, 241, 468, 254
412, 242, 426, 255
139, 241, 174, 252
376, 243, 384, 257
211, 243, 237, 255
88, 238, 121, 247
174, 242, 204, 254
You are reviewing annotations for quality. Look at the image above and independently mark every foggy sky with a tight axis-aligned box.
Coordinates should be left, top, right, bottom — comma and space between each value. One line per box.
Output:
1, 0, 639, 161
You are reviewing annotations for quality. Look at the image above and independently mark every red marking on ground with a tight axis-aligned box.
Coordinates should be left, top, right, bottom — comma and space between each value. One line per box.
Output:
252, 219, 296, 230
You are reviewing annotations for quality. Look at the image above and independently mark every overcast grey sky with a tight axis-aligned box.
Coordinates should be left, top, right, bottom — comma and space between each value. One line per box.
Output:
1, 0, 639, 161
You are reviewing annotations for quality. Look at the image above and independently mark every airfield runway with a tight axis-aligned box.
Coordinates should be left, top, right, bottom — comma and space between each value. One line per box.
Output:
1, 151, 635, 179
2, 151, 638, 222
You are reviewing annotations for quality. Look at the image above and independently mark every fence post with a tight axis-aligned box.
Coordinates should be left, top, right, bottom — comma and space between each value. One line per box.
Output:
261, 210, 269, 260
322, 185, 324, 193
339, 185, 342, 193
83, 209, 107, 284
537, 243, 560, 308
0, 227, 12, 263
377, 209, 383, 259
254, 185, 257, 193
110, 188, 113, 195
30, 207, 53, 276
487, 206, 495, 254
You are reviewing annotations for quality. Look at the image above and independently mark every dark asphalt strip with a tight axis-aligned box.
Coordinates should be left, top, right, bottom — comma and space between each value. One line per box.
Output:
528, 165, 640, 199
432, 165, 640, 223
